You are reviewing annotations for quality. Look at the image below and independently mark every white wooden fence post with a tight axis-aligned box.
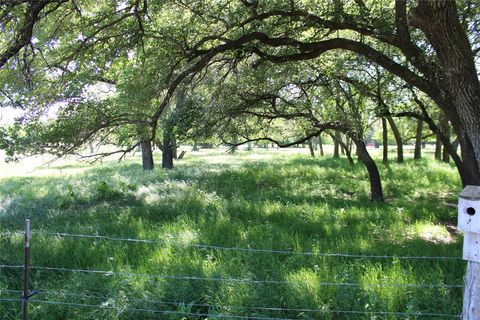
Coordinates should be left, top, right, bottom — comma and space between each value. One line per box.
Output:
463, 261, 480, 319
458, 186, 480, 319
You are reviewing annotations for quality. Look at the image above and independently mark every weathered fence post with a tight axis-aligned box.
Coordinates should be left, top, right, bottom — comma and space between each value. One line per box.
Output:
22, 219, 31, 320
463, 262, 480, 319
458, 186, 480, 319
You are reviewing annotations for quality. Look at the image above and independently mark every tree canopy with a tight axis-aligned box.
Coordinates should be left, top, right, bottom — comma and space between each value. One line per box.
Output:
1, 0, 480, 199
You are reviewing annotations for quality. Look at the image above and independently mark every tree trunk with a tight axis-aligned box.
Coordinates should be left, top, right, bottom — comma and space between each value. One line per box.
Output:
162, 138, 174, 169
312, 136, 318, 150
346, 136, 353, 156
410, 110, 479, 187
435, 135, 442, 160
192, 141, 199, 151
308, 139, 315, 157
333, 131, 340, 158
178, 150, 186, 159
382, 117, 388, 164
230, 137, 238, 154
318, 134, 324, 156
355, 138, 384, 201
444, 115, 480, 186
386, 116, 403, 163
141, 140, 154, 170
459, 137, 480, 186
414, 119, 423, 160
333, 134, 354, 165
442, 118, 450, 163
410, 0, 480, 181
344, 145, 354, 165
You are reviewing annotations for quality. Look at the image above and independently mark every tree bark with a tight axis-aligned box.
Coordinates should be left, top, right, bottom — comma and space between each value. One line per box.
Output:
333, 131, 340, 158
230, 136, 238, 154
346, 136, 353, 156
162, 137, 174, 169
414, 119, 423, 160
442, 117, 451, 163
331, 133, 354, 165
141, 140, 154, 170
402, 110, 479, 187
308, 138, 315, 157
318, 134, 324, 156
435, 135, 442, 160
344, 144, 354, 165
192, 141, 199, 151
459, 138, 480, 185
409, 0, 480, 178
355, 138, 384, 201
386, 116, 403, 163
382, 117, 388, 164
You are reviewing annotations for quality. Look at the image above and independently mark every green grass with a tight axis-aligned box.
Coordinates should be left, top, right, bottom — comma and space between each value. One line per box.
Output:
0, 149, 464, 319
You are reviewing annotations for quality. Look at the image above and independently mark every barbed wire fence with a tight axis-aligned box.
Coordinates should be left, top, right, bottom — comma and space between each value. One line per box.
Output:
0, 222, 464, 319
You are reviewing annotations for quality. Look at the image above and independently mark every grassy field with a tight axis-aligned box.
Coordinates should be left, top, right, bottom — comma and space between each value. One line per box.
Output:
0, 148, 465, 319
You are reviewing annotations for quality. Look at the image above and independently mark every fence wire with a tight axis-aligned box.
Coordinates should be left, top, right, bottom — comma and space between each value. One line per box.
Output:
0, 288, 464, 316
0, 227, 464, 319
0, 230, 462, 260
0, 297, 461, 318
0, 264, 464, 288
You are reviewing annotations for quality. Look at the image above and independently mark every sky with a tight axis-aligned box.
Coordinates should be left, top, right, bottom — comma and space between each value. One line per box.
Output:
0, 107, 22, 126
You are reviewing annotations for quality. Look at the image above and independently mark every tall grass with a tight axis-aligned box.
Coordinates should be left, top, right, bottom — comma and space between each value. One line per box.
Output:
0, 149, 463, 319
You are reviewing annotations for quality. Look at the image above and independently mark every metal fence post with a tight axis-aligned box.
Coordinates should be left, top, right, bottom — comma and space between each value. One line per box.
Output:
22, 219, 30, 320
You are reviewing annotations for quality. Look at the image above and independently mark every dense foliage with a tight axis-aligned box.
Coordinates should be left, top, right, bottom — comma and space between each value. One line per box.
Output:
0, 1, 479, 181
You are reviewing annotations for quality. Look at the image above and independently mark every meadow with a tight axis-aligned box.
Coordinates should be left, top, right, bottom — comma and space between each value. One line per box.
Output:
0, 148, 465, 319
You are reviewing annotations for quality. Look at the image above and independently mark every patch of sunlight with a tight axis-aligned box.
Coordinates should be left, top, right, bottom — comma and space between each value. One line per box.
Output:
0, 196, 14, 213
111, 172, 131, 185
261, 201, 282, 216
244, 153, 276, 160
134, 180, 190, 204
360, 259, 413, 310
0, 196, 18, 217
195, 189, 222, 206
134, 184, 162, 205
165, 228, 198, 247
285, 265, 320, 296
0, 153, 91, 179
406, 222, 456, 244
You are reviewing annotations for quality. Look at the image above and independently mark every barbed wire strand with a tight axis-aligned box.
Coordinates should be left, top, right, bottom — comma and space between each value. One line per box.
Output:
0, 297, 460, 318
0, 298, 21, 303
0, 289, 22, 294
0, 230, 462, 261
28, 288, 466, 317
0, 264, 463, 288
